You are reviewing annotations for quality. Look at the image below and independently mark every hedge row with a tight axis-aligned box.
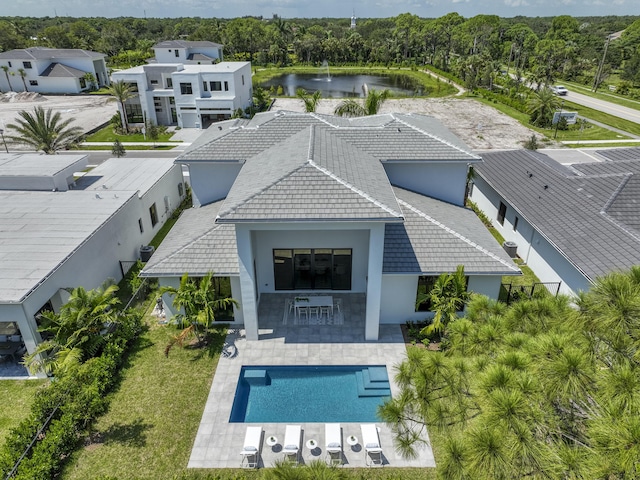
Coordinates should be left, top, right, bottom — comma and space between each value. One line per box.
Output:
0, 314, 142, 480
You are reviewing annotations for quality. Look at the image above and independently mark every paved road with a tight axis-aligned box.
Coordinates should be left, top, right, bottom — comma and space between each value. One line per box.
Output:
562, 89, 640, 124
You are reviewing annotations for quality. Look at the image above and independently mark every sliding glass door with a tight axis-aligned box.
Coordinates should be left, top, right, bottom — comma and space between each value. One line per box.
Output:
273, 248, 352, 290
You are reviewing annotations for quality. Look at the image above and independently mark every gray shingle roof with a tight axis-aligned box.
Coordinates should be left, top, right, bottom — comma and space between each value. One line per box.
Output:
40, 62, 87, 78
140, 200, 238, 277
475, 150, 640, 283
384, 187, 519, 275
154, 40, 223, 49
0, 47, 105, 59
179, 111, 477, 223
187, 53, 216, 61
595, 147, 640, 162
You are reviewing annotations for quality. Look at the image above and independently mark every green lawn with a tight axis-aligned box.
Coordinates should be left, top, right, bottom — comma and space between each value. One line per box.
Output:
472, 95, 629, 142
84, 126, 178, 143
0, 379, 48, 443
61, 320, 228, 479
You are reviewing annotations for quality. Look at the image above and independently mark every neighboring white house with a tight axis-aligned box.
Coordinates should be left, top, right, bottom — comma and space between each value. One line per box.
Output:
141, 111, 520, 341
0, 47, 109, 94
470, 148, 640, 296
151, 40, 224, 64
0, 154, 186, 365
111, 61, 252, 128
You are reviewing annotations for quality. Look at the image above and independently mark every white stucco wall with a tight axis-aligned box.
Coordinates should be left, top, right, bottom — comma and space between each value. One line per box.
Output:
185, 162, 242, 207
380, 274, 504, 324
383, 162, 468, 206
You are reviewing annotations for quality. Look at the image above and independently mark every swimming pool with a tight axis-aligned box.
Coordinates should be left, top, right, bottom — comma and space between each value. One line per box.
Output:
229, 365, 391, 423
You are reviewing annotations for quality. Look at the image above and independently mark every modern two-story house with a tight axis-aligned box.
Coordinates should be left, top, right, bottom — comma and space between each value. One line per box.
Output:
111, 40, 251, 129
0, 47, 109, 94
141, 111, 520, 341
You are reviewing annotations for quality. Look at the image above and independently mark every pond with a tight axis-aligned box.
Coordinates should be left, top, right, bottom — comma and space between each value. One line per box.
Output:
260, 73, 425, 98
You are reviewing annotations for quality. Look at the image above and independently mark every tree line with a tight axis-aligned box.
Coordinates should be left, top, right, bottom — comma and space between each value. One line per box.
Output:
1, 14, 640, 87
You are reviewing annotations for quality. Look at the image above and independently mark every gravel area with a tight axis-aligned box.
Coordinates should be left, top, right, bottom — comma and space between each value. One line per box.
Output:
273, 97, 540, 150
0, 92, 117, 150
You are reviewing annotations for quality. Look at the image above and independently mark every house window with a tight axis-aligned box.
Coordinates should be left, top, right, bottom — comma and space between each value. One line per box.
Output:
149, 203, 158, 226
169, 97, 175, 104
416, 276, 437, 312
125, 82, 138, 92
242, 75, 245, 85
124, 103, 144, 123
175, 49, 179, 57
79, 78, 86, 88
203, 81, 208, 91
416, 275, 469, 312
178, 182, 184, 196
138, 218, 144, 233
166, 78, 173, 88
23, 61, 32, 69
273, 248, 352, 291
209, 81, 222, 91
224, 81, 229, 91
497, 202, 507, 226
150, 79, 158, 85
513, 216, 519, 231
7, 61, 11, 67
180, 83, 192, 95
29, 80, 38, 86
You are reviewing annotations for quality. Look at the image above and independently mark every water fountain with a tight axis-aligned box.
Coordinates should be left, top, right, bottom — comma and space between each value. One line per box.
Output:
318, 60, 331, 82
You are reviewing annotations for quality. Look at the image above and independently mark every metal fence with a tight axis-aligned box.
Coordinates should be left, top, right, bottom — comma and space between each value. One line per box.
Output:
499, 282, 562, 304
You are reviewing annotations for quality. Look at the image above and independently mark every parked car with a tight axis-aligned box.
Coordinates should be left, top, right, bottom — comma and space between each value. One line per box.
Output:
552, 85, 568, 96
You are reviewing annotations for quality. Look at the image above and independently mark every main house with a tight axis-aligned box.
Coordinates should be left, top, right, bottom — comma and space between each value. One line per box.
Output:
0, 154, 185, 369
0, 47, 109, 94
470, 148, 640, 296
111, 40, 251, 129
141, 111, 520, 341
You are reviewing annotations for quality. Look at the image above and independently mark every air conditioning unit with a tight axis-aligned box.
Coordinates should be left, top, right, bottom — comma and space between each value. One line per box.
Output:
502, 241, 518, 258
140, 245, 155, 262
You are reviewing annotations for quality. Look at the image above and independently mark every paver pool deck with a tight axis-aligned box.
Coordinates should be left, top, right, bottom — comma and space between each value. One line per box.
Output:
188, 293, 435, 469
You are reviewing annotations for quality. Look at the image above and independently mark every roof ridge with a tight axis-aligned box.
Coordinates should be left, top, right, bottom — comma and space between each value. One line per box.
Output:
393, 114, 480, 160
397, 198, 520, 272
308, 159, 403, 218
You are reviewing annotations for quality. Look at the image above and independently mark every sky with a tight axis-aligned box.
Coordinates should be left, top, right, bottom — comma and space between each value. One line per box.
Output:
2, 0, 638, 19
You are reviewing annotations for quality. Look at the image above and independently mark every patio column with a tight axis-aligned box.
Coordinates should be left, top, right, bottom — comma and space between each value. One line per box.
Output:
235, 224, 259, 341
365, 224, 385, 341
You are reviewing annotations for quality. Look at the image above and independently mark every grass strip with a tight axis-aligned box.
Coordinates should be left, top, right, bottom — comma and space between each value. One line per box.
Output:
0, 379, 48, 443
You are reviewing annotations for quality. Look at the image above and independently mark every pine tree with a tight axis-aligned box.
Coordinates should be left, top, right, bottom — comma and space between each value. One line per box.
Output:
111, 139, 126, 157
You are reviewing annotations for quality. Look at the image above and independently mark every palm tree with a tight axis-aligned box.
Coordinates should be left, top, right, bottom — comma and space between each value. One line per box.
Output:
159, 272, 238, 356
1, 65, 13, 92
17, 68, 28, 92
418, 265, 471, 337
334, 88, 391, 117
107, 80, 135, 133
527, 87, 560, 128
24, 282, 121, 375
296, 88, 321, 113
6, 106, 83, 154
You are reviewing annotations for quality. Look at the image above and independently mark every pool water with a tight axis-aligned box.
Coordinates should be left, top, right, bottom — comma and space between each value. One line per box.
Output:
229, 365, 391, 423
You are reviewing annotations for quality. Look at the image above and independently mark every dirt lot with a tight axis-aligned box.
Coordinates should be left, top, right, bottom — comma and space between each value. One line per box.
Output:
0, 92, 117, 150
272, 97, 540, 150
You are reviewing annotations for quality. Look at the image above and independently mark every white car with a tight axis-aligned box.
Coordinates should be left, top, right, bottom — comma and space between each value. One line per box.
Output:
552, 85, 568, 96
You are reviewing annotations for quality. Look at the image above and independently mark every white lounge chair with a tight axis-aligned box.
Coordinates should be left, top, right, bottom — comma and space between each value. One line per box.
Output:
361, 424, 383, 466
240, 426, 262, 468
282, 425, 301, 464
325, 423, 342, 466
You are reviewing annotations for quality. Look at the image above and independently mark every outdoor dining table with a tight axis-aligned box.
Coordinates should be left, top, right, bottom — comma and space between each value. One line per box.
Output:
294, 295, 333, 319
